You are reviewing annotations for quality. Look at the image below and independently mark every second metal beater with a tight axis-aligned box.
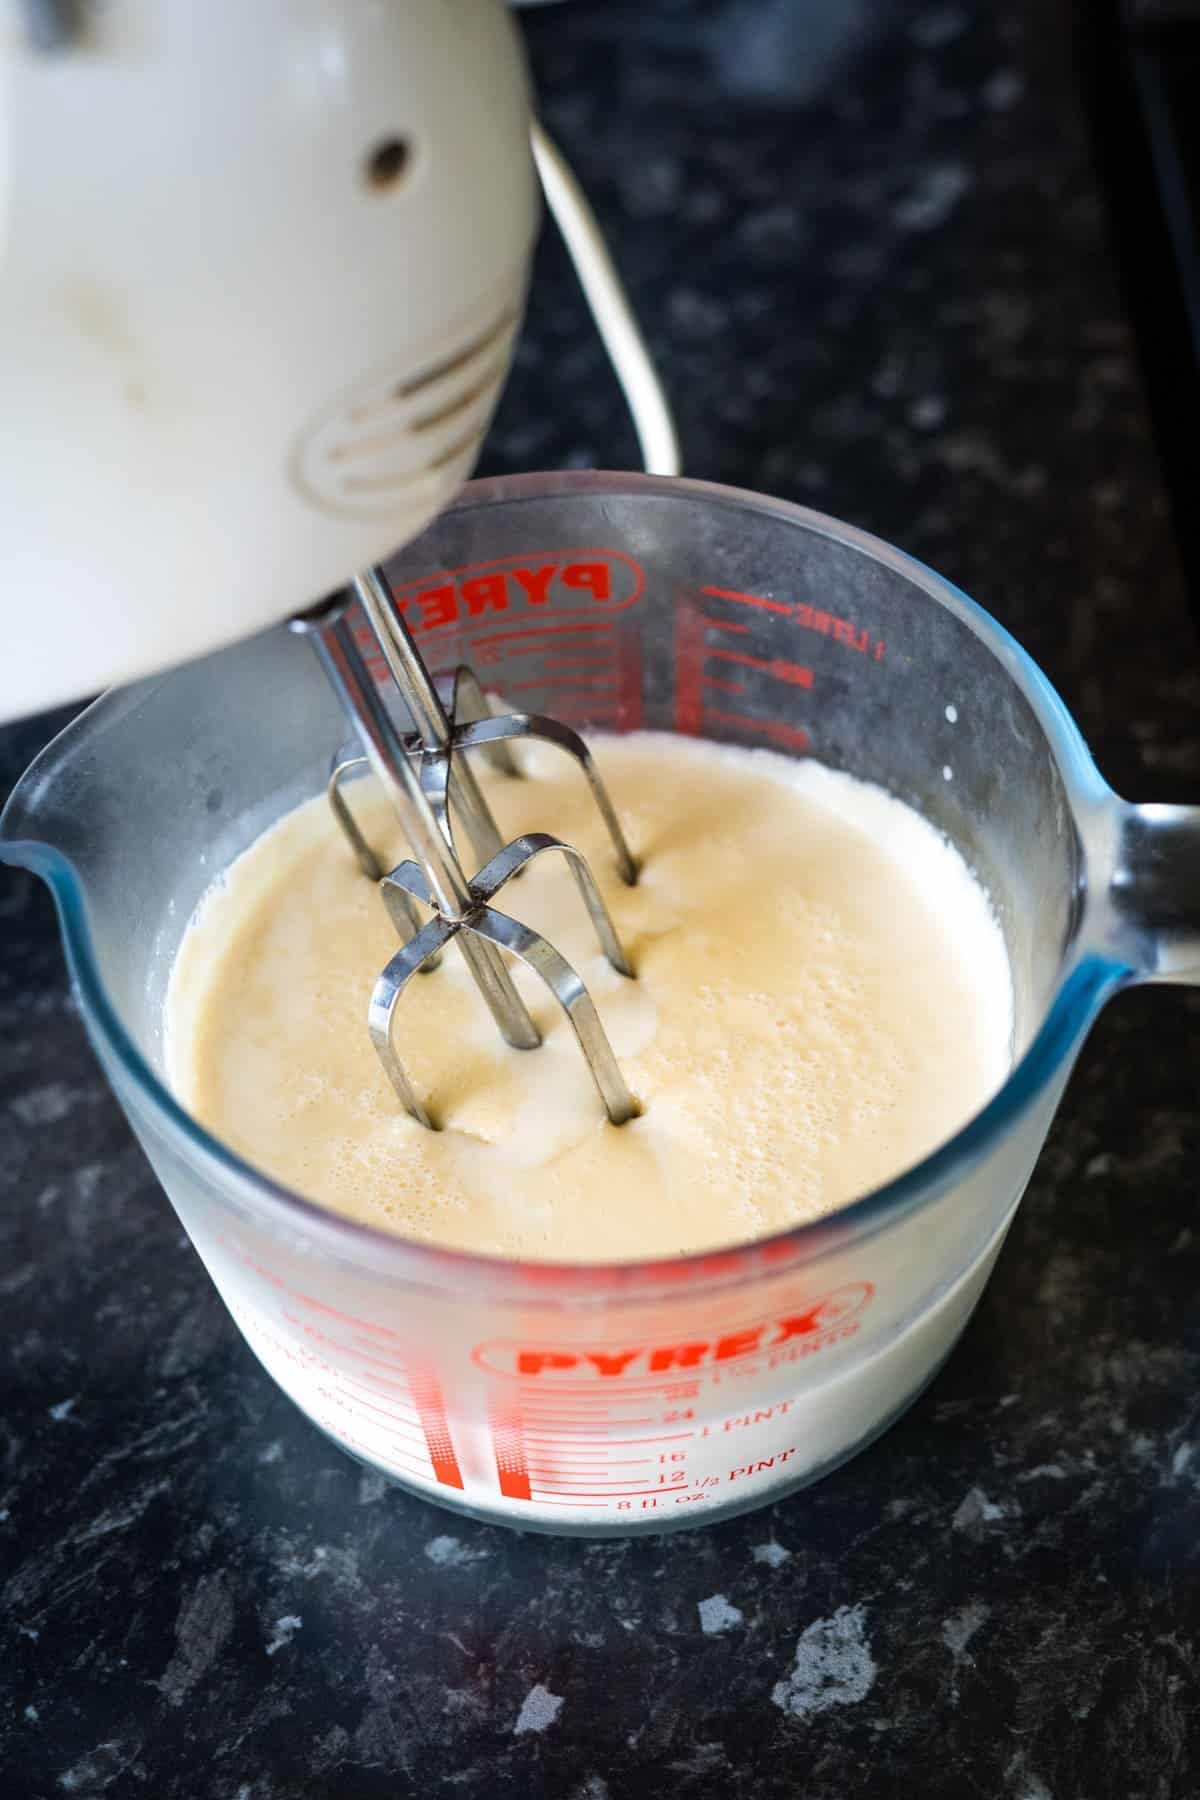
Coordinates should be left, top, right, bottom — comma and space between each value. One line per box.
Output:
291, 567, 640, 1131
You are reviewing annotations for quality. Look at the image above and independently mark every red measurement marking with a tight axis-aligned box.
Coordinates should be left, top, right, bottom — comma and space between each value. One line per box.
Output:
520, 1438, 631, 1448
794, 603, 882, 660
528, 1468, 651, 1478
525, 1461, 636, 1476
701, 676, 744, 696
702, 584, 791, 616
704, 710, 809, 752
268, 1283, 465, 1489
533, 1478, 679, 1490
341, 1389, 431, 1432
703, 616, 750, 636
343, 1349, 415, 1380
543, 654, 616, 670
470, 619, 617, 649
532, 1499, 610, 1508
338, 1366, 416, 1400
510, 1414, 620, 1425
532, 1487, 683, 1499
527, 1459, 615, 1468
674, 603, 706, 736
489, 1397, 531, 1503
512, 1403, 631, 1414
698, 589, 886, 661
616, 625, 644, 730
528, 1461, 615, 1476
524, 1445, 643, 1454
293, 1292, 405, 1339
510, 1400, 618, 1412
505, 678, 619, 694
373, 1444, 437, 1477
512, 1405, 618, 1415
710, 648, 813, 688
403, 1361, 464, 1491
521, 1433, 694, 1446
335, 1391, 427, 1437
282, 1318, 406, 1372
518, 1419, 659, 1431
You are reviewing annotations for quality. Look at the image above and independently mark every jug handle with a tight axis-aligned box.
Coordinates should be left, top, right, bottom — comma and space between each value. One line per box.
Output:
1111, 803, 1200, 985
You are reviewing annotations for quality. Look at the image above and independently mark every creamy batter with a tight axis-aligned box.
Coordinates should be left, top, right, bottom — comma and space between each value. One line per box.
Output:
167, 734, 1013, 1262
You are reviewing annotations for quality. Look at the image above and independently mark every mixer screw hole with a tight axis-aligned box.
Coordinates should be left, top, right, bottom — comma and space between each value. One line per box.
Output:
364, 137, 412, 192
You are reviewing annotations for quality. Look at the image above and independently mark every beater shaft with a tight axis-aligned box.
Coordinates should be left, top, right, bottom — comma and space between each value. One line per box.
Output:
292, 572, 640, 1131
292, 596, 541, 1062
353, 569, 508, 875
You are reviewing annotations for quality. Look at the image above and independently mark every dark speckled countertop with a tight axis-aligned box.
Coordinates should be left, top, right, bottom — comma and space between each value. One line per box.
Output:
4, 1, 1200, 1795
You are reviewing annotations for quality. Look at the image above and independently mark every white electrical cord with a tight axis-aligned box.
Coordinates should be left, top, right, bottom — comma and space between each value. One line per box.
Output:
531, 120, 682, 478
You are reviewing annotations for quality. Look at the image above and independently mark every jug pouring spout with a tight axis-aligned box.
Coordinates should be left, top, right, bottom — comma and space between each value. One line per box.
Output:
1, 704, 99, 884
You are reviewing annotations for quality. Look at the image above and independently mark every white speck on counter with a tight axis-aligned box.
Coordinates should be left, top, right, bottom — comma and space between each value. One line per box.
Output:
24, 1704, 38, 1724
984, 68, 1025, 110
771, 1604, 877, 1718
909, 394, 947, 430
11, 1081, 77, 1126
945, 703, 958, 723
942, 1600, 989, 1661
912, 7, 966, 48
698, 1593, 744, 1635
943, 765, 953, 782
752, 1540, 792, 1568
265, 1615, 301, 1657
58, 1742, 139, 1791
424, 1535, 486, 1568
513, 1684, 564, 1736
48, 1397, 77, 1423
1007, 1754, 1054, 1800
256, 1441, 283, 1465
159, 1571, 236, 1705
953, 1486, 1007, 1529
277, 1543, 358, 1584
893, 163, 971, 232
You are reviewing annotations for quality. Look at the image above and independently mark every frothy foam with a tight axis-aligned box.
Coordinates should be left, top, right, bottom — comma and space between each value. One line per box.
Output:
166, 733, 1013, 1262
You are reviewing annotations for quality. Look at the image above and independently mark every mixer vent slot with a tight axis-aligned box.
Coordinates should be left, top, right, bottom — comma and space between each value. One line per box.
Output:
294, 305, 518, 516
339, 427, 478, 494
394, 310, 517, 401
411, 366, 507, 434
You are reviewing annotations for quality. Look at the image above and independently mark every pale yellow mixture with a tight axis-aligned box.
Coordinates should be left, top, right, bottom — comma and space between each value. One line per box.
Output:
167, 734, 1012, 1261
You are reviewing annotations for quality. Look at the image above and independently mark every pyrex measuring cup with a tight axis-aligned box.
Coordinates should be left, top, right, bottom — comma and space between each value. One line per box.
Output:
4, 473, 1198, 1536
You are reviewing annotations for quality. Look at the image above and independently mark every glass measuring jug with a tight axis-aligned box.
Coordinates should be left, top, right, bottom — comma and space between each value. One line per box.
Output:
4, 472, 1197, 1536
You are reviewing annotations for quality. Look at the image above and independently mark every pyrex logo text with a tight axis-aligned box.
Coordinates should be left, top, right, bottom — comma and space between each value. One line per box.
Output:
388, 548, 644, 633
472, 1283, 874, 1381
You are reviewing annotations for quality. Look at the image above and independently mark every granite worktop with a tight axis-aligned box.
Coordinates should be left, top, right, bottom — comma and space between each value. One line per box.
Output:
4, 0, 1200, 1794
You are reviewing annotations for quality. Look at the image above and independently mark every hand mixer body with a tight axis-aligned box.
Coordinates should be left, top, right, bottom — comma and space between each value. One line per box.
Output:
0, 0, 539, 721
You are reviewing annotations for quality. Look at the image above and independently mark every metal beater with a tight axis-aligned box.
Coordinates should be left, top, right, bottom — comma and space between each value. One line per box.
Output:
291, 568, 640, 1130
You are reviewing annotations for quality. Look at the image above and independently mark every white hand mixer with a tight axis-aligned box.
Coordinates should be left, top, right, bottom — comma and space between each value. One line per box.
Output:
1, 0, 677, 1127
